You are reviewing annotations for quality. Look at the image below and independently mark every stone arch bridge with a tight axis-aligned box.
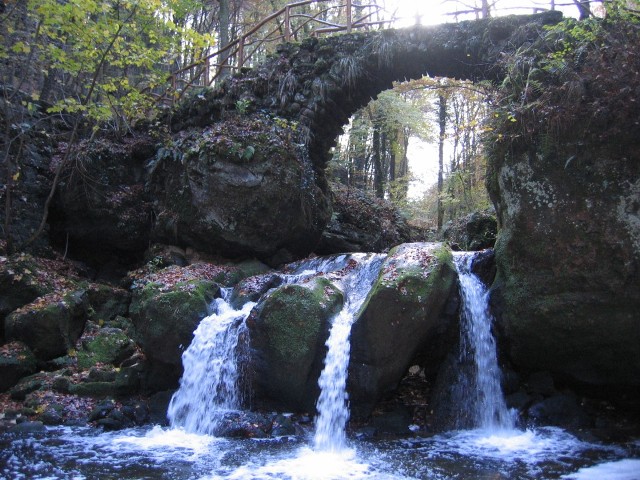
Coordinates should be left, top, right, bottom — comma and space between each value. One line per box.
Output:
172, 11, 561, 171
56, 12, 562, 264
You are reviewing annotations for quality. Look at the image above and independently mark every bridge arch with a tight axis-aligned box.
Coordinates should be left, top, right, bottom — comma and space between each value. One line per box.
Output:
171, 11, 562, 173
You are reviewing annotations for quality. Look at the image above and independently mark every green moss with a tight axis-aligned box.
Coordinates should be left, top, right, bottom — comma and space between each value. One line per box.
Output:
260, 278, 342, 361
77, 329, 134, 369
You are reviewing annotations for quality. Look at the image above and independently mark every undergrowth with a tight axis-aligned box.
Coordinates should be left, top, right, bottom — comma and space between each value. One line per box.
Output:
486, 4, 640, 154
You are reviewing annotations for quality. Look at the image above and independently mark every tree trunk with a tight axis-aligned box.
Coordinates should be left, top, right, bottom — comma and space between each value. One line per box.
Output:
372, 126, 384, 199
573, 0, 591, 19
437, 94, 447, 231
218, 0, 231, 81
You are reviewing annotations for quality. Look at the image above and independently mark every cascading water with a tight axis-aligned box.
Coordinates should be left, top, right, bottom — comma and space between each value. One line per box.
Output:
313, 253, 385, 452
453, 251, 515, 431
167, 289, 256, 435
2, 249, 636, 479
166, 254, 368, 437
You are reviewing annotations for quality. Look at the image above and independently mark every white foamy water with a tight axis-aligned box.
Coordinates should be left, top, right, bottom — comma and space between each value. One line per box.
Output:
563, 459, 640, 479
204, 447, 377, 480
313, 254, 385, 452
167, 294, 256, 435
453, 251, 515, 430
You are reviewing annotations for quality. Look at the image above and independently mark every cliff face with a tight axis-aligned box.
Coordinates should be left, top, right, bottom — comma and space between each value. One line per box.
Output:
486, 15, 640, 392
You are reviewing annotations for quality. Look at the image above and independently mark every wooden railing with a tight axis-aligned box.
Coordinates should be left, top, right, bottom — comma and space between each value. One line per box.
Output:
167, 0, 396, 103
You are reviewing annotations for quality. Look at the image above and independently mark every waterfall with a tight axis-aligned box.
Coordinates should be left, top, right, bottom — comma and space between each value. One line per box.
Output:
166, 255, 367, 437
167, 290, 256, 435
453, 251, 515, 431
313, 253, 385, 452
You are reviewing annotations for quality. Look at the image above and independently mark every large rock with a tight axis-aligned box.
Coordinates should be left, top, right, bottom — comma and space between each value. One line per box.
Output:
316, 183, 414, 254
4, 290, 88, 360
50, 137, 155, 260
129, 270, 220, 389
442, 211, 497, 251
485, 15, 640, 394
349, 243, 456, 418
148, 114, 331, 265
489, 145, 640, 390
0, 254, 77, 340
0, 341, 38, 392
247, 276, 343, 411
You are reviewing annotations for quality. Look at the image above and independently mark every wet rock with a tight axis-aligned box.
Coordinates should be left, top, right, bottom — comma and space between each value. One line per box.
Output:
230, 273, 283, 308
215, 411, 273, 438
130, 273, 219, 388
270, 414, 296, 437
88, 400, 116, 422
527, 394, 592, 428
469, 248, 496, 288
0, 341, 37, 392
370, 406, 413, 436
9, 421, 46, 433
147, 391, 173, 426
248, 276, 343, 411
349, 243, 457, 419
506, 390, 534, 412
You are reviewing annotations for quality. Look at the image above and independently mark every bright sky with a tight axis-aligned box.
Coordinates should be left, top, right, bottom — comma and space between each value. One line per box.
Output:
390, 0, 580, 27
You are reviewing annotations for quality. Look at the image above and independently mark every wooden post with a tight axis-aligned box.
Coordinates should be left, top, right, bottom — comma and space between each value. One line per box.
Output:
285, 6, 291, 41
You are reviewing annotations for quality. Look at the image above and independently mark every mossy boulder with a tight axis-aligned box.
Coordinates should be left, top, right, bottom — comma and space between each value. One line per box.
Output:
485, 16, 640, 394
77, 327, 136, 369
4, 290, 89, 361
130, 275, 219, 389
0, 254, 79, 341
248, 276, 343, 411
86, 285, 131, 323
0, 341, 38, 392
488, 143, 640, 391
349, 242, 457, 418
148, 113, 331, 266
69, 366, 141, 397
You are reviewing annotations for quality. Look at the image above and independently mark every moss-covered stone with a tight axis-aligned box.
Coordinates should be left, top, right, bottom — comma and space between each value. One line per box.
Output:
4, 290, 89, 361
69, 366, 141, 398
77, 328, 136, 369
148, 113, 331, 266
0, 254, 80, 341
482, 13, 640, 394
349, 242, 456, 418
86, 284, 131, 323
130, 277, 219, 389
248, 276, 343, 411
